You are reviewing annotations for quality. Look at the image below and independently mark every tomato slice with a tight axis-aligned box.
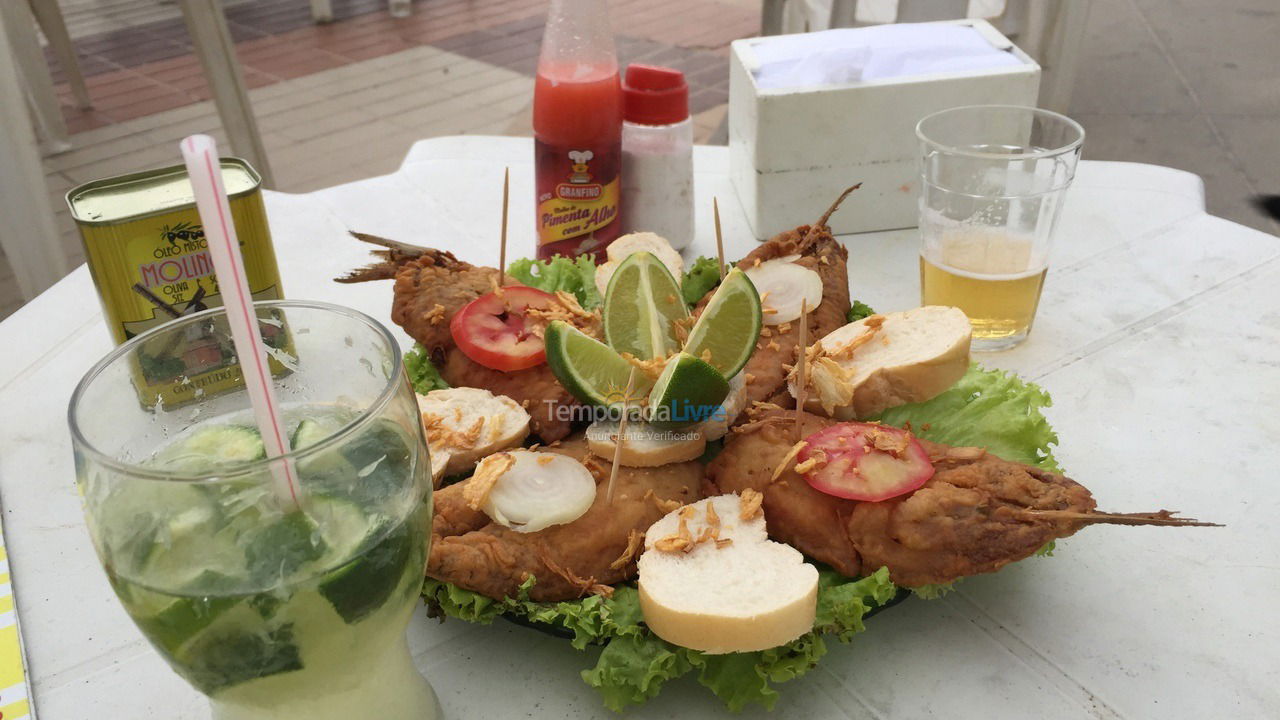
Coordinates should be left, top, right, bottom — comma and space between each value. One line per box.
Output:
450, 286, 559, 372
798, 423, 934, 502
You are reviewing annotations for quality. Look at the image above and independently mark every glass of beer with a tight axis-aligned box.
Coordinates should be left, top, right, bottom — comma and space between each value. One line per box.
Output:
916, 105, 1084, 351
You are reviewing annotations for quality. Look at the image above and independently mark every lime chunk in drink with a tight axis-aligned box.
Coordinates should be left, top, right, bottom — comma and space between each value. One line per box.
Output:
545, 320, 653, 406
647, 352, 730, 430
604, 252, 689, 361
681, 267, 762, 379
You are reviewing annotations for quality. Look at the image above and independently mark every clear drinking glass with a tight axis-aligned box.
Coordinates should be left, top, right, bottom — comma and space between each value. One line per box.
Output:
69, 301, 441, 720
916, 105, 1084, 351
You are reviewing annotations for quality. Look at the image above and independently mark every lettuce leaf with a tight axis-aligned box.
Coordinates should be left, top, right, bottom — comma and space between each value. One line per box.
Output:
846, 300, 875, 323
876, 363, 1060, 470
403, 343, 448, 394
507, 255, 601, 309
681, 256, 723, 305
425, 568, 897, 712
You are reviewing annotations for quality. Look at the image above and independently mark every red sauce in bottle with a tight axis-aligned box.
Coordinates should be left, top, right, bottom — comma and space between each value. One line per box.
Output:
533, 0, 623, 261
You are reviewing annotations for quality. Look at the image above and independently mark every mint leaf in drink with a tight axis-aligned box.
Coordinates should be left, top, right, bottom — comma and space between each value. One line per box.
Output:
178, 621, 304, 694
245, 512, 326, 583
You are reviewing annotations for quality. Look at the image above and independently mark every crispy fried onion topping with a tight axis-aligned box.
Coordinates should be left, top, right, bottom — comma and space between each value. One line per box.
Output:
619, 351, 671, 380
463, 452, 514, 510
790, 315, 884, 414
652, 501, 733, 555
539, 550, 613, 598
522, 291, 601, 337
643, 488, 682, 514
421, 413, 486, 450
609, 529, 645, 571
739, 488, 764, 520
793, 449, 827, 475
770, 440, 809, 482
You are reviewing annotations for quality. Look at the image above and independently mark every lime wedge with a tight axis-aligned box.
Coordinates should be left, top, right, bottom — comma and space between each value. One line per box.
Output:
603, 252, 689, 361
647, 352, 730, 430
681, 267, 762, 378
545, 320, 653, 407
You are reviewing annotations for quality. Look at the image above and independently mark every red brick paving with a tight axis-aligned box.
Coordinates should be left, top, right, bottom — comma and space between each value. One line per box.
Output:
52, 0, 758, 133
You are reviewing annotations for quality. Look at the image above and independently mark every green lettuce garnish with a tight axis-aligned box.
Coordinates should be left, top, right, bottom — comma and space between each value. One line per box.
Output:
507, 255, 600, 309
680, 256, 723, 306
847, 300, 875, 323
876, 364, 1060, 471
423, 365, 1064, 710
403, 343, 448, 394
426, 569, 897, 712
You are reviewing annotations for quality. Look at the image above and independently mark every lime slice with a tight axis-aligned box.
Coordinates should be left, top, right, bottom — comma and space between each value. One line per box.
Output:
681, 267, 762, 378
545, 320, 653, 406
647, 352, 730, 430
603, 252, 689, 360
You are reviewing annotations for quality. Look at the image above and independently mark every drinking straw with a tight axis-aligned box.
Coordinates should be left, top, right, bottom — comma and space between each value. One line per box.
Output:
181, 134, 300, 508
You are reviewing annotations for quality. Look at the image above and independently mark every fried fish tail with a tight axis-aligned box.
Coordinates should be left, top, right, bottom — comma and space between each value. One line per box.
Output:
1012, 509, 1222, 528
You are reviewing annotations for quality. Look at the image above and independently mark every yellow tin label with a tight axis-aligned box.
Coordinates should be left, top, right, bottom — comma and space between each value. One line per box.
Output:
68, 158, 288, 407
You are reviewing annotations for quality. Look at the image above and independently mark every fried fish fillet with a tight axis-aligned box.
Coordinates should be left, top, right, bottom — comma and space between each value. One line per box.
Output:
427, 436, 701, 601
340, 241, 590, 442
735, 226, 851, 408
706, 411, 1097, 586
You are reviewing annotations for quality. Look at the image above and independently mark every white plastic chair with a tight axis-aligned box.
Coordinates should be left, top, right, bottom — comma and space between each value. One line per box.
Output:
761, 0, 1093, 113
0, 5, 69, 300
178, 0, 275, 187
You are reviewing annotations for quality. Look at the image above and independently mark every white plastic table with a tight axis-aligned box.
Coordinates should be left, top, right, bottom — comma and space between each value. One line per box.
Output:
1, 137, 1277, 719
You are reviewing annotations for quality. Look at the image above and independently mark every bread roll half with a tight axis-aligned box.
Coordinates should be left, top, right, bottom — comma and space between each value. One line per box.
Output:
638, 494, 818, 654
792, 305, 971, 420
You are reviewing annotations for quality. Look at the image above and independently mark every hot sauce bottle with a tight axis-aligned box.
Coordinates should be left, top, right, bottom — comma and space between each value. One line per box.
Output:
533, 0, 623, 261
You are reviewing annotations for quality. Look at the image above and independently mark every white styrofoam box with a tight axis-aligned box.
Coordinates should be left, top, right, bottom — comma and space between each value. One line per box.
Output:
729, 19, 1040, 239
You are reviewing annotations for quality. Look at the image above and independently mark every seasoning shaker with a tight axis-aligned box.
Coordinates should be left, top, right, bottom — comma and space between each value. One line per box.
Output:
620, 64, 694, 251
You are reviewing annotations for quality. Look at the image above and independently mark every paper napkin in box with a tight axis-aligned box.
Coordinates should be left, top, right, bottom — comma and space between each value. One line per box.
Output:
729, 19, 1040, 239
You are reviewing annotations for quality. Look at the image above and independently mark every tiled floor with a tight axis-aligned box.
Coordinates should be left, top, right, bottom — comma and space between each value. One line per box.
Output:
3, 0, 1278, 320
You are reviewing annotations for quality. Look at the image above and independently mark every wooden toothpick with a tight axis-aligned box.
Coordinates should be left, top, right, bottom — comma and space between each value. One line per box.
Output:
499, 166, 510, 279
713, 197, 726, 280
794, 300, 809, 442
607, 367, 638, 504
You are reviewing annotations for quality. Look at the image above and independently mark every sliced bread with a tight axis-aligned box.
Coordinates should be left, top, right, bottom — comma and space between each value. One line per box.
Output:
417, 387, 531, 476
791, 305, 971, 420
594, 232, 685, 296
638, 494, 818, 654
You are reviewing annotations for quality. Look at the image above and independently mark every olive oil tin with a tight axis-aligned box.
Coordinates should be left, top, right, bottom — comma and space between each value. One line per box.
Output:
67, 158, 288, 406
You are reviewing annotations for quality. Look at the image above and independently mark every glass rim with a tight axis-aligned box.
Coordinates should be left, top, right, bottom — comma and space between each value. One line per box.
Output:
915, 104, 1085, 161
67, 299, 406, 484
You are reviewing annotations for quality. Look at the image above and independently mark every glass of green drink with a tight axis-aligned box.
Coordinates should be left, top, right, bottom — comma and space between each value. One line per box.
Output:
69, 301, 441, 720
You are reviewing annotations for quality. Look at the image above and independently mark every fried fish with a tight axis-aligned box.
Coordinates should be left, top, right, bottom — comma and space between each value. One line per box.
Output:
707, 410, 1214, 587
427, 435, 702, 601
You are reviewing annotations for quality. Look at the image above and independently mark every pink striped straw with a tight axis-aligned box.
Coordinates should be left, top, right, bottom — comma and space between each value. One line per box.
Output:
180, 134, 299, 508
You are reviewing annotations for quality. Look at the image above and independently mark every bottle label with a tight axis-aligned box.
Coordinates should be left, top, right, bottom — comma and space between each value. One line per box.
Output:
535, 140, 621, 249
